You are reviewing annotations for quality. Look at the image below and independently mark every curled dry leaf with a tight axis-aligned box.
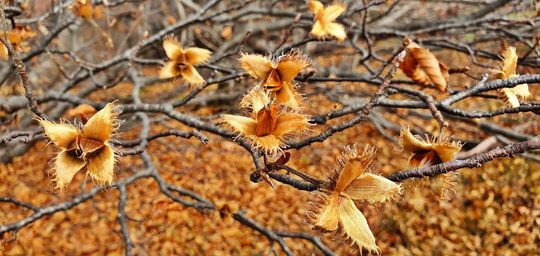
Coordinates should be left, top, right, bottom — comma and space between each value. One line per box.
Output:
308, 0, 347, 41
399, 127, 462, 168
308, 144, 401, 253
494, 46, 531, 108
400, 38, 449, 92
160, 35, 212, 86
222, 88, 310, 155
38, 103, 119, 190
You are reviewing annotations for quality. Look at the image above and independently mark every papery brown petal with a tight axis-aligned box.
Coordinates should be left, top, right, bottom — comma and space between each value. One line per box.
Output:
163, 35, 184, 61
335, 145, 376, 193
338, 196, 379, 253
222, 114, 257, 137
275, 82, 301, 109
83, 102, 117, 142
273, 112, 309, 138
313, 192, 340, 231
255, 104, 279, 137
310, 21, 327, 38
39, 119, 80, 149
54, 150, 85, 190
240, 54, 273, 80
159, 61, 181, 79
276, 53, 309, 83
433, 142, 462, 163
86, 145, 115, 186
308, 0, 324, 16
184, 47, 212, 65
323, 4, 346, 22
501, 46, 518, 79
344, 173, 401, 203
399, 127, 433, 154
181, 65, 205, 86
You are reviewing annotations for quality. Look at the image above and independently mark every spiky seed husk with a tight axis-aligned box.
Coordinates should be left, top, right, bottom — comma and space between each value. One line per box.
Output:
338, 196, 379, 253
275, 51, 310, 83
223, 91, 309, 155
240, 52, 308, 109
39, 102, 119, 189
399, 127, 462, 167
309, 144, 401, 253
308, 0, 347, 41
160, 35, 211, 85
344, 173, 402, 203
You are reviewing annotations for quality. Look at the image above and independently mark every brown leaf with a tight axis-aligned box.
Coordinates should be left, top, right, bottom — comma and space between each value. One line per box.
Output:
400, 38, 449, 92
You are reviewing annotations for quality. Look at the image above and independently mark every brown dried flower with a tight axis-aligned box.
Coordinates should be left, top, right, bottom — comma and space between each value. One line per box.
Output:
240, 51, 310, 109
222, 88, 310, 155
494, 46, 531, 108
38, 103, 119, 190
309, 145, 401, 253
308, 0, 347, 41
160, 35, 212, 86
399, 127, 462, 168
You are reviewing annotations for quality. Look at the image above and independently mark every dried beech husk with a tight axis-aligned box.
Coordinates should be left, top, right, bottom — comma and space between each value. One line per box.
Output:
308, 0, 347, 41
223, 90, 310, 155
399, 127, 462, 168
240, 51, 309, 109
495, 47, 531, 108
160, 35, 211, 86
308, 144, 401, 253
38, 102, 119, 189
